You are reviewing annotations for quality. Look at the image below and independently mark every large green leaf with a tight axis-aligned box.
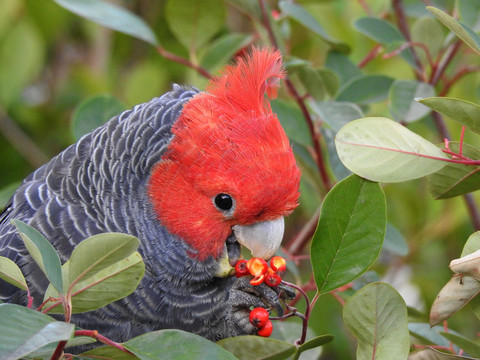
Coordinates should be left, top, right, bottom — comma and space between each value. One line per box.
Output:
335, 117, 449, 182
429, 142, 480, 199
418, 97, 480, 135
354, 17, 416, 68
388, 80, 435, 122
0, 256, 27, 290
311, 175, 386, 294
44, 252, 144, 314
54, 0, 158, 45
124, 330, 238, 360
12, 220, 63, 294
67, 233, 140, 288
72, 95, 126, 141
217, 336, 295, 360
0, 304, 74, 360
427, 6, 480, 56
343, 283, 409, 360
296, 64, 326, 101
278, 1, 349, 53
336, 75, 394, 105
0, 20, 44, 108
78, 345, 139, 360
165, 0, 225, 52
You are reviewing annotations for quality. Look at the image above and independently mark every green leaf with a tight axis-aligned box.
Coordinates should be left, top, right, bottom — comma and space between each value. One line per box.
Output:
411, 17, 445, 59
217, 336, 295, 360
440, 332, 480, 358
78, 345, 139, 360
0, 182, 19, 210
458, 1, 480, 30
383, 224, 409, 256
72, 95, 126, 141
336, 75, 394, 105
0, 304, 74, 360
408, 347, 472, 359
54, 0, 158, 45
427, 6, 480, 56
201, 33, 253, 72
354, 17, 416, 68
297, 335, 335, 354
44, 252, 144, 314
67, 233, 140, 288
0, 256, 27, 290
325, 51, 362, 87
165, 0, 225, 52
278, 1, 349, 53
310, 100, 364, 133
462, 231, 480, 257
124, 330, 238, 360
317, 68, 339, 97
296, 65, 326, 101
389, 80, 435, 122
343, 282, 409, 360
335, 117, 449, 182
12, 220, 63, 294
0, 20, 44, 108
409, 323, 455, 349
311, 175, 386, 294
271, 99, 312, 147
418, 97, 480, 135
429, 142, 480, 199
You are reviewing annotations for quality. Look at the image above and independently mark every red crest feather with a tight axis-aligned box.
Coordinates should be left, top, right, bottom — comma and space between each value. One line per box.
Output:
149, 47, 300, 261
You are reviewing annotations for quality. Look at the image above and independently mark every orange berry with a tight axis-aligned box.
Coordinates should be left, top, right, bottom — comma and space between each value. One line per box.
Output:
246, 258, 268, 276
270, 256, 286, 275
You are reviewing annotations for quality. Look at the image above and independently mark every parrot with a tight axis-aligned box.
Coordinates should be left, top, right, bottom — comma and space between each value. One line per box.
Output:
0, 47, 301, 343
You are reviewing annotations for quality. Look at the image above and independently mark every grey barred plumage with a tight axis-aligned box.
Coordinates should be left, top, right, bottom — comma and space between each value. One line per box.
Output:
0, 74, 292, 347
0, 85, 239, 340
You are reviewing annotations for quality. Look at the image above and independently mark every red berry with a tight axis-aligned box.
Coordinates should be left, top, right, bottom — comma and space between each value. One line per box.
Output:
270, 256, 287, 275
246, 258, 268, 276
257, 320, 273, 337
235, 260, 249, 277
249, 307, 269, 328
264, 272, 281, 287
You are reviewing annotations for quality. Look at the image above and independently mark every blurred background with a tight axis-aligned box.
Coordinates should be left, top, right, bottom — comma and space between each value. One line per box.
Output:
1, 0, 480, 358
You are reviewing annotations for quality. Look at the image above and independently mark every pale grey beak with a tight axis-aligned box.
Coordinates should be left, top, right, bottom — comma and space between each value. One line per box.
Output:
232, 217, 285, 259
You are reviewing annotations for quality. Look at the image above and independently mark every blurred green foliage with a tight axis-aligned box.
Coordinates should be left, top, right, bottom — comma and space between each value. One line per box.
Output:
2, 0, 480, 358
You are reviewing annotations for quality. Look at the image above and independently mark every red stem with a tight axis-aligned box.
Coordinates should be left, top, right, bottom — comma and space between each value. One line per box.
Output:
281, 280, 311, 345
156, 46, 211, 79
358, 44, 383, 68
258, 0, 332, 192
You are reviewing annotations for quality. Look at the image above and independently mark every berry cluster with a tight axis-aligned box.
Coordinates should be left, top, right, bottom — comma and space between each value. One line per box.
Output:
235, 256, 287, 337
235, 256, 286, 286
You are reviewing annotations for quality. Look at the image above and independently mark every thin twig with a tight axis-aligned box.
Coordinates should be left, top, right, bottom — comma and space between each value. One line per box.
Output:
392, 0, 424, 80
156, 46, 211, 79
258, 0, 332, 192
0, 107, 49, 168
284, 208, 320, 255
430, 41, 462, 86
464, 193, 480, 230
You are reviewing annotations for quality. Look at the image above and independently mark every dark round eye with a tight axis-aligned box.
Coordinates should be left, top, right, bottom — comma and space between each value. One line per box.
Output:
214, 193, 234, 211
